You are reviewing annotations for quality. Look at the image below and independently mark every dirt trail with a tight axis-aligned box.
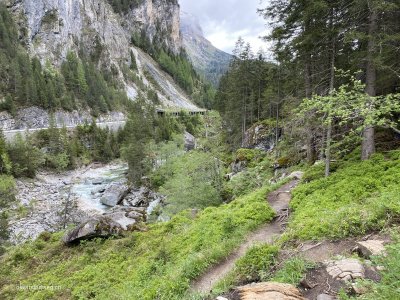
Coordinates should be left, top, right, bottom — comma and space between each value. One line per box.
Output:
191, 180, 300, 294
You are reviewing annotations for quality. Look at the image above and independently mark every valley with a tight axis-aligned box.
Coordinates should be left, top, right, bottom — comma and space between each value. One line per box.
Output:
0, 0, 399, 300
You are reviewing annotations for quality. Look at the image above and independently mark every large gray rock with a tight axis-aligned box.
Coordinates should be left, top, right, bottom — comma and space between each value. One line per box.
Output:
184, 131, 196, 151
100, 181, 130, 207
63, 216, 124, 244
104, 206, 146, 230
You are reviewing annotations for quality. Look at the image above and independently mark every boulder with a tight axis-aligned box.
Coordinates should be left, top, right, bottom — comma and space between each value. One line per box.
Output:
100, 181, 130, 207
289, 171, 304, 180
357, 240, 386, 258
104, 206, 146, 230
184, 131, 196, 151
237, 282, 306, 300
63, 216, 124, 244
326, 258, 365, 281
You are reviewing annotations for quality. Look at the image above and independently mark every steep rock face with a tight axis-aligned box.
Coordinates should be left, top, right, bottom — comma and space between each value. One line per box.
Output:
4, 0, 181, 65
127, 0, 181, 54
1, 0, 197, 111
180, 11, 232, 86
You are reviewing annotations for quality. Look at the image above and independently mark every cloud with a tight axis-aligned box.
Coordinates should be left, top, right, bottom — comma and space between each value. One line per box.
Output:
180, 0, 270, 54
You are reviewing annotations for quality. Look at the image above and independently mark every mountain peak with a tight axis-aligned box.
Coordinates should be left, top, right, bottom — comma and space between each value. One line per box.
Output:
180, 11, 232, 87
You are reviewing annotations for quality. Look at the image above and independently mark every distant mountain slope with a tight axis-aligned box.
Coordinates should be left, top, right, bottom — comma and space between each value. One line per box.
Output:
180, 12, 232, 87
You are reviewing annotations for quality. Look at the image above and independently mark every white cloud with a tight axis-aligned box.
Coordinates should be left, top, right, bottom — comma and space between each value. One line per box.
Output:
180, 0, 271, 54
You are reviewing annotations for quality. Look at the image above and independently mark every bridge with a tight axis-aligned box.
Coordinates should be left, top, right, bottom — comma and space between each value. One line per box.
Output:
156, 108, 207, 117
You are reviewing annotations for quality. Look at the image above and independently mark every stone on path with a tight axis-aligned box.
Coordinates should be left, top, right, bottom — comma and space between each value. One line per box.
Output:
326, 258, 365, 281
237, 282, 306, 300
317, 294, 335, 300
357, 240, 386, 258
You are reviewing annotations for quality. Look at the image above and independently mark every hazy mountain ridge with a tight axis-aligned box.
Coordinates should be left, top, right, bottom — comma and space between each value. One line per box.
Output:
180, 11, 232, 87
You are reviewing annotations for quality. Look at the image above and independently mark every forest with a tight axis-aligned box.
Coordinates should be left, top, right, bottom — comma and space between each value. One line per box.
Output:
216, 0, 400, 168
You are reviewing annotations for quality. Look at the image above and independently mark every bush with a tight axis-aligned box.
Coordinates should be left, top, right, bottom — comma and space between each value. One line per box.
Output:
288, 152, 400, 240
271, 257, 315, 285
235, 244, 279, 282
235, 148, 263, 162
356, 238, 400, 300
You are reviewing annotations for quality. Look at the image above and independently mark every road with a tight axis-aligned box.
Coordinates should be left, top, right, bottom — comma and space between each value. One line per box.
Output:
3, 120, 126, 141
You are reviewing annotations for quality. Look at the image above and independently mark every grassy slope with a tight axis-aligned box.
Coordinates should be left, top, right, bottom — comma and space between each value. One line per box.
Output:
288, 151, 400, 240
212, 151, 400, 297
1, 151, 400, 299
0, 185, 277, 300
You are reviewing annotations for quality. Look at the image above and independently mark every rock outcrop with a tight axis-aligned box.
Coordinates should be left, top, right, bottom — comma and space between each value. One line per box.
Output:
6, 0, 181, 66
3, 0, 199, 113
237, 282, 306, 300
0, 106, 125, 131
63, 215, 124, 244
242, 122, 282, 151
356, 240, 386, 258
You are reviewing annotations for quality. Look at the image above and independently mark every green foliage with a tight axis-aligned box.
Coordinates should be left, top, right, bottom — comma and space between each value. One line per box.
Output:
107, 0, 146, 14
158, 151, 223, 216
0, 185, 277, 299
7, 134, 44, 178
41, 9, 58, 25
354, 237, 400, 300
0, 175, 16, 251
235, 148, 263, 162
131, 30, 215, 108
234, 244, 279, 282
288, 152, 400, 240
225, 156, 273, 200
0, 5, 131, 114
271, 257, 315, 285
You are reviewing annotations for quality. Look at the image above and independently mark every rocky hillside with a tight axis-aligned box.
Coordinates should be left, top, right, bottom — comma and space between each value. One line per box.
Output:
180, 11, 232, 87
0, 0, 200, 131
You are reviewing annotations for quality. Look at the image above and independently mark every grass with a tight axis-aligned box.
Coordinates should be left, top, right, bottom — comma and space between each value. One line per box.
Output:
271, 257, 315, 285
0, 184, 278, 300
287, 152, 400, 240
356, 238, 400, 300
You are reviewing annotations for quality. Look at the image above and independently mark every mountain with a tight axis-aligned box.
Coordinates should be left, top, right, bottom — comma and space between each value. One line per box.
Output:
0, 0, 202, 131
180, 11, 232, 87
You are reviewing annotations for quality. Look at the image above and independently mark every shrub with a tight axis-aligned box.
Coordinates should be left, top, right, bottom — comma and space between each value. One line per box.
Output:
235, 244, 279, 282
289, 153, 400, 240
271, 257, 315, 285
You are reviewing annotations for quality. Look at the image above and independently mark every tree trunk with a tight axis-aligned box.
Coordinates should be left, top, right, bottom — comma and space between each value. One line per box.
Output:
305, 58, 316, 164
325, 10, 336, 177
362, 6, 377, 160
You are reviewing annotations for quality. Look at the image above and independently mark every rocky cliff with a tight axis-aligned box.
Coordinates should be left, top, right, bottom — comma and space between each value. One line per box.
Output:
0, 0, 198, 128
180, 11, 232, 86
4, 0, 181, 66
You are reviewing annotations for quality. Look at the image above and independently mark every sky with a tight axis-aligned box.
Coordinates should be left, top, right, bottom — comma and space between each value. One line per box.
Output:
179, 0, 270, 55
